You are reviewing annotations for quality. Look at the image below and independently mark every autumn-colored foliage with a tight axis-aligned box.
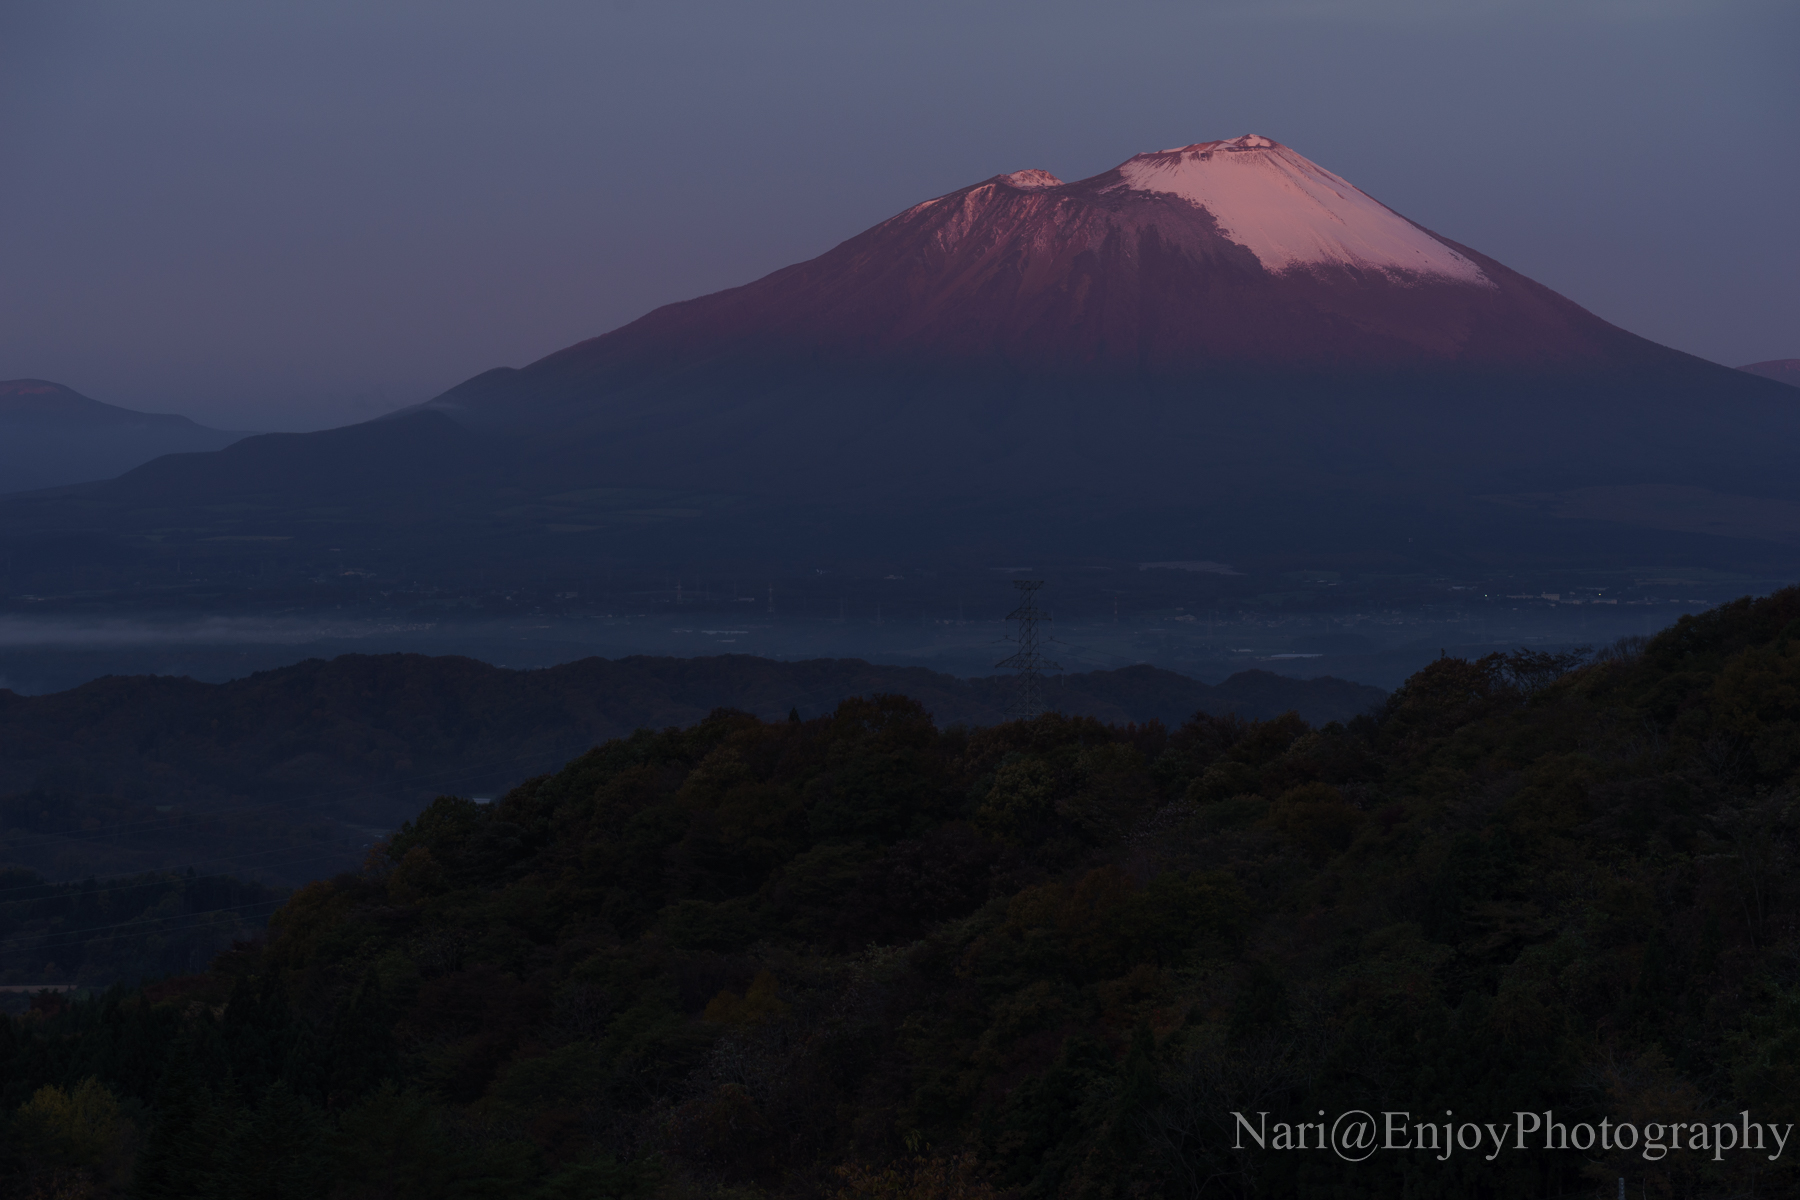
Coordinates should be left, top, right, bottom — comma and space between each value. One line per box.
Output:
3, 590, 1799, 1197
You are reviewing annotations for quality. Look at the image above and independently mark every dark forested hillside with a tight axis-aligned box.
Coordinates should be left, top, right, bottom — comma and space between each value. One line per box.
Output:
0, 653, 1381, 884
0, 869, 284, 1001
3, 590, 1798, 1198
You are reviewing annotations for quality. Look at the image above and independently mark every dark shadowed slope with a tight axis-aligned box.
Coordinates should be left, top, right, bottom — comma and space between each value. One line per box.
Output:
0, 379, 245, 493
90, 409, 485, 506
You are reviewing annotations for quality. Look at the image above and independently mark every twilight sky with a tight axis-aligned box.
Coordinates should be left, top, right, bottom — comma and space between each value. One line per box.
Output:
2, 0, 1794, 431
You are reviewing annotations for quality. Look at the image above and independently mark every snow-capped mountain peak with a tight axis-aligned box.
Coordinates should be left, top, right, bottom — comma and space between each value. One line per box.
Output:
1114, 134, 1491, 285
457, 128, 1673, 392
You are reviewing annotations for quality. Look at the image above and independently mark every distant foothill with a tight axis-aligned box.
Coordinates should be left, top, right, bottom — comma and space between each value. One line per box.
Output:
1737, 359, 1800, 388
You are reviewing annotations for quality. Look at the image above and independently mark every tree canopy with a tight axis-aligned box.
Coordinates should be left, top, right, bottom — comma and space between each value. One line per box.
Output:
3, 588, 1798, 1198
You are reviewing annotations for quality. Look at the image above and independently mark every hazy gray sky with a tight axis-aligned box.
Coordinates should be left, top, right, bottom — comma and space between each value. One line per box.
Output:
2, 0, 1794, 431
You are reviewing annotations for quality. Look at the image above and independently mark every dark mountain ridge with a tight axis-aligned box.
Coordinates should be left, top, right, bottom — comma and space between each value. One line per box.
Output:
0, 651, 1381, 884
0, 379, 244, 494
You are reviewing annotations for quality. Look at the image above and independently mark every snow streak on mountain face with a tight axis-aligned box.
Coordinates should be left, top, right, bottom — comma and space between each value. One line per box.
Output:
1113, 135, 1493, 284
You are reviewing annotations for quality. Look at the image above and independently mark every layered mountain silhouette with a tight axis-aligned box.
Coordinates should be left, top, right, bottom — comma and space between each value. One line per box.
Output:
6, 135, 1797, 572
0, 652, 1382, 883
0, 379, 244, 494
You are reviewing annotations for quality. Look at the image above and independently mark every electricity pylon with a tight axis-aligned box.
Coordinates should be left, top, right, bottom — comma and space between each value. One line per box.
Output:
996, 580, 1060, 719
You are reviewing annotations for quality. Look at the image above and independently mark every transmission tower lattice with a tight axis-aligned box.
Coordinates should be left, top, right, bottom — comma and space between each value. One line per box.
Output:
996, 580, 1061, 719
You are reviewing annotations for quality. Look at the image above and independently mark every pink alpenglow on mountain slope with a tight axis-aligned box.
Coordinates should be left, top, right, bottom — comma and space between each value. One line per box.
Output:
401, 132, 1797, 509
73, 134, 1798, 535
521, 134, 1665, 379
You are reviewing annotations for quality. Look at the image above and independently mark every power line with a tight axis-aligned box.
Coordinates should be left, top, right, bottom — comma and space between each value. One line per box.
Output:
995, 580, 1061, 720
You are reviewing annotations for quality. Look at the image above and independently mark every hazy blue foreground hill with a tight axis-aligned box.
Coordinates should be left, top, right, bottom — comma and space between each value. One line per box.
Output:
0, 653, 1381, 884
0, 591, 1795, 1197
